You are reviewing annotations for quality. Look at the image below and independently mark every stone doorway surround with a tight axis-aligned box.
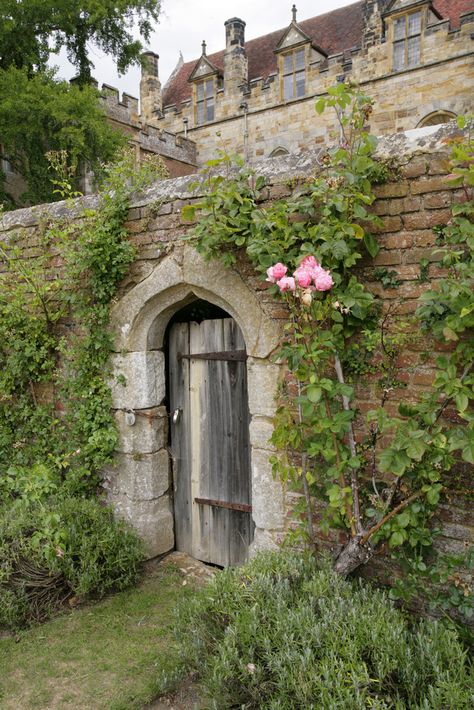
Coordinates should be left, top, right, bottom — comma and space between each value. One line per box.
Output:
105, 245, 285, 559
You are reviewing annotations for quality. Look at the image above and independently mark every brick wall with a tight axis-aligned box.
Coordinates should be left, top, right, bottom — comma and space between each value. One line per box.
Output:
0, 123, 472, 591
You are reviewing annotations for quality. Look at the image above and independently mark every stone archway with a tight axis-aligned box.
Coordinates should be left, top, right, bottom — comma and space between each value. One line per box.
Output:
105, 246, 285, 558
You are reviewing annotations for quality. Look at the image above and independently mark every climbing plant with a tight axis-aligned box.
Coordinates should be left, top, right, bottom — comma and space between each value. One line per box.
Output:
183, 84, 473, 622
0, 148, 167, 499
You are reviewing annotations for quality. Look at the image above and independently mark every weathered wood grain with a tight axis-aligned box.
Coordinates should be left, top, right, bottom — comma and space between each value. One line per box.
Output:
169, 316, 253, 566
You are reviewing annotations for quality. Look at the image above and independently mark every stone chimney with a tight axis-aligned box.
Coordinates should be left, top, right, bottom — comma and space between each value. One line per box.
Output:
224, 18, 248, 93
140, 51, 162, 120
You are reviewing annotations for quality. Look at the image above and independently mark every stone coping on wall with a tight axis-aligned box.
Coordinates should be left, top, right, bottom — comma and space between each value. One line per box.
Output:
0, 122, 461, 234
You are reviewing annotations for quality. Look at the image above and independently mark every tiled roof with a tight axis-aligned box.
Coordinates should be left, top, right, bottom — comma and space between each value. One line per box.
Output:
432, 0, 473, 27
162, 1, 365, 109
162, 0, 472, 110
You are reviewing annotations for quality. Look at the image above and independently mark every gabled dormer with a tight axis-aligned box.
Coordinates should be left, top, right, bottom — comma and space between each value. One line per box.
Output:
382, 1, 442, 72
275, 5, 327, 102
188, 42, 222, 125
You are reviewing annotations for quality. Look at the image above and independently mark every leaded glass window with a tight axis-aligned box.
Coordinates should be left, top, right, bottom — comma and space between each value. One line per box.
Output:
196, 79, 215, 125
282, 48, 306, 101
393, 11, 422, 71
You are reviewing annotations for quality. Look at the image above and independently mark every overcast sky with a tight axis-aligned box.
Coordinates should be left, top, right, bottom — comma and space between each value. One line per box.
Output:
53, 0, 352, 98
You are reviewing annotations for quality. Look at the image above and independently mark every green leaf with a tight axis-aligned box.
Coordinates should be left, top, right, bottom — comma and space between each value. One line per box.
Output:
455, 393, 468, 414
363, 232, 379, 258
462, 441, 474, 464
426, 487, 441, 505
315, 98, 326, 115
389, 531, 406, 548
306, 386, 322, 403
442, 327, 459, 341
397, 512, 411, 528
406, 438, 427, 461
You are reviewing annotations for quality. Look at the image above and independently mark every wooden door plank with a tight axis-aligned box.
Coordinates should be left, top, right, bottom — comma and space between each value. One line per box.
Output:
169, 322, 192, 555
190, 320, 211, 562
171, 315, 253, 568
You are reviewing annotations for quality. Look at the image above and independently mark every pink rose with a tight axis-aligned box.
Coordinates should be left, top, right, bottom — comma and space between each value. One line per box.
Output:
300, 255, 320, 270
277, 276, 296, 292
313, 269, 334, 291
293, 267, 313, 288
266, 262, 287, 283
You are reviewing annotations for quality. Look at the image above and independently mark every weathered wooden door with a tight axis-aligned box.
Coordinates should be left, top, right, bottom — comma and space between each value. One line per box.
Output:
169, 317, 253, 566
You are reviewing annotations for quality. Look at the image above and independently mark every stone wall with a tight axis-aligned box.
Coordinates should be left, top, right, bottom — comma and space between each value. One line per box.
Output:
157, 9, 474, 163
0, 124, 472, 574
100, 84, 197, 179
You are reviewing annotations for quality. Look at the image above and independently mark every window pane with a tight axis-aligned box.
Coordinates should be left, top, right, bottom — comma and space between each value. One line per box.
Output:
408, 12, 421, 36
393, 17, 406, 41
206, 97, 214, 122
283, 54, 293, 74
407, 36, 420, 66
295, 70, 305, 97
196, 101, 205, 124
393, 41, 405, 70
295, 49, 305, 70
283, 73, 294, 100
205, 79, 214, 98
196, 82, 204, 100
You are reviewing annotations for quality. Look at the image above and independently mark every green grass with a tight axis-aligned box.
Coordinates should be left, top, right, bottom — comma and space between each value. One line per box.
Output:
0, 563, 193, 710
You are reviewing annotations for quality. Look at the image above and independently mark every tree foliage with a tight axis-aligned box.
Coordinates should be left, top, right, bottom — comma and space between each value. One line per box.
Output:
0, 0, 161, 83
0, 0, 162, 207
0, 67, 126, 206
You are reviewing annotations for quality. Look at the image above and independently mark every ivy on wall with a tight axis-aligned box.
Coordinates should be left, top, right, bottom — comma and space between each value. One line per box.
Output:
0, 149, 167, 499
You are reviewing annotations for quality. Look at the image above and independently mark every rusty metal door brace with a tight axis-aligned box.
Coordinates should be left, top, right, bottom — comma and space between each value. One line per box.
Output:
194, 497, 252, 513
178, 350, 247, 362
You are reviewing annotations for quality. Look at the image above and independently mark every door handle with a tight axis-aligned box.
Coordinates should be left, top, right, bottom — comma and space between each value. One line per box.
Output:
172, 408, 181, 424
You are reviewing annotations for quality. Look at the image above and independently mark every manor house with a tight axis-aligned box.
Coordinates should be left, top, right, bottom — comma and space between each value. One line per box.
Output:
139, 0, 474, 163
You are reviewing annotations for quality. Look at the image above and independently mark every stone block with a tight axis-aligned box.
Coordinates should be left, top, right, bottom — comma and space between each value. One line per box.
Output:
113, 495, 174, 559
104, 449, 170, 501
115, 406, 168, 454
110, 351, 165, 409
247, 359, 280, 417
251, 448, 285, 530
249, 527, 280, 557
249, 416, 275, 451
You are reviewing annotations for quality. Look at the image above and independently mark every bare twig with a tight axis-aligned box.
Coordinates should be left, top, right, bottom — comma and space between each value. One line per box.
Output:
334, 352, 363, 534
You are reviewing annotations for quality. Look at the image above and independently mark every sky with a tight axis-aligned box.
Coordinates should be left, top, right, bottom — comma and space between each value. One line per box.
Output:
53, 0, 352, 99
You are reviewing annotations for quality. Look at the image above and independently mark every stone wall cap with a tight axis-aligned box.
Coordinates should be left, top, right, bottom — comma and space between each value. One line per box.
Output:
0, 123, 463, 230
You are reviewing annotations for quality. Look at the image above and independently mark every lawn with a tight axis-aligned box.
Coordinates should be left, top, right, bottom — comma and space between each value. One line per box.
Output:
0, 558, 198, 710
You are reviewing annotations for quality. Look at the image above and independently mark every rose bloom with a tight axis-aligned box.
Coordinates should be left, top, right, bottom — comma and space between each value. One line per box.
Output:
314, 269, 334, 291
277, 276, 296, 292
293, 266, 313, 288
266, 262, 287, 283
300, 255, 320, 270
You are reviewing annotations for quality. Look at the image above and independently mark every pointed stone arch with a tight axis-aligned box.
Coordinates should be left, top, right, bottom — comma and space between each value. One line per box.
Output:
106, 246, 285, 558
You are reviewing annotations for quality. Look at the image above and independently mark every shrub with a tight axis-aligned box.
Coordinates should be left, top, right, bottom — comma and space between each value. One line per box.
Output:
176, 551, 474, 709
0, 496, 144, 629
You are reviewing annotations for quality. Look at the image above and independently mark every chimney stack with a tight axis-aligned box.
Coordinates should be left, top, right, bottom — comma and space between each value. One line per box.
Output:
140, 51, 162, 119
224, 18, 248, 92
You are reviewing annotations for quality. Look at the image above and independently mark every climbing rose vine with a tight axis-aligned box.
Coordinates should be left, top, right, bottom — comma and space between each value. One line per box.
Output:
184, 84, 473, 624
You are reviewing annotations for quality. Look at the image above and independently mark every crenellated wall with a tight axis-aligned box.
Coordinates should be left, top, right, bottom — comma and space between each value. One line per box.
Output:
99, 84, 197, 178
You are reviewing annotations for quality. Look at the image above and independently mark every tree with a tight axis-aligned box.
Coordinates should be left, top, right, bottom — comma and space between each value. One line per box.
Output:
0, 68, 126, 206
0, 0, 161, 84
0, 1, 162, 207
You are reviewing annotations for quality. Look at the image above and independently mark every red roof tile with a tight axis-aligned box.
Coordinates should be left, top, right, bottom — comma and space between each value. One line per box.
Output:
163, 1, 365, 109
162, 0, 472, 110
432, 0, 473, 27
